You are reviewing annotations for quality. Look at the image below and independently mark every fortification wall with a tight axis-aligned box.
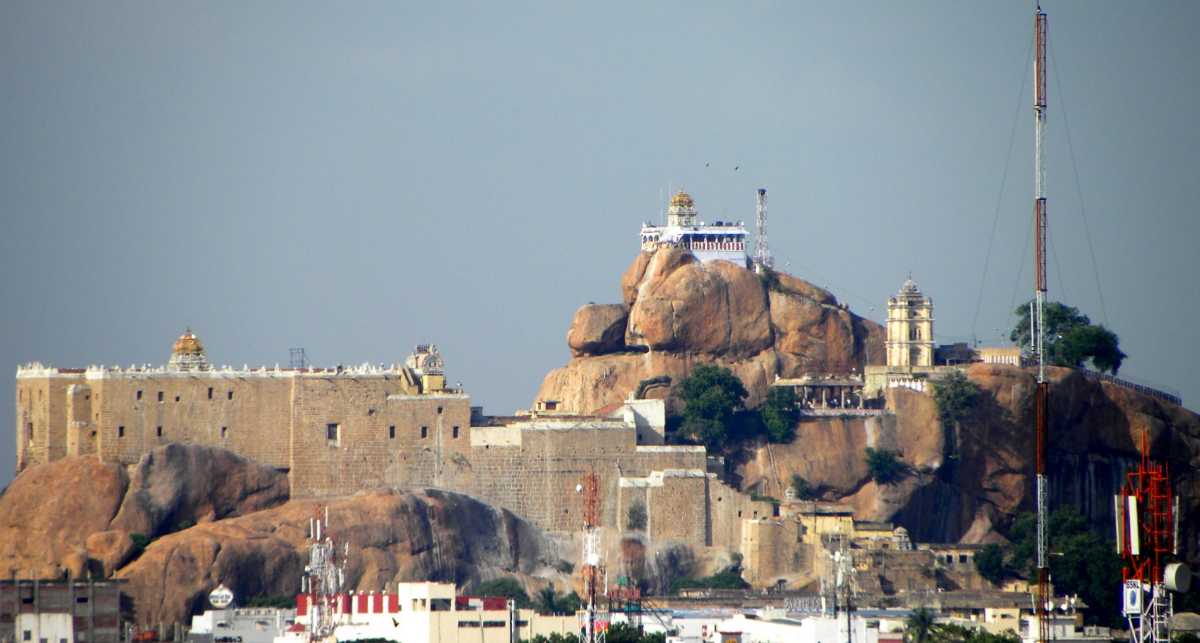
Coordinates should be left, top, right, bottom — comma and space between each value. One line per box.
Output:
288, 376, 471, 496
14, 367, 757, 554
90, 375, 295, 468
741, 518, 810, 586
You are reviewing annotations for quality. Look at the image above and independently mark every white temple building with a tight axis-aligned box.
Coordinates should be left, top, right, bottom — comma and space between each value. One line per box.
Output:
640, 190, 748, 266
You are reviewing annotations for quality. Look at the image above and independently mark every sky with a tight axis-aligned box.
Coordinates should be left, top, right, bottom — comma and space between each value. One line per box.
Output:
2, 1, 1198, 486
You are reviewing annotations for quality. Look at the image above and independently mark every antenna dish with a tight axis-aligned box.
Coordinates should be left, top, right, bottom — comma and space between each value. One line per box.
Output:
1164, 563, 1192, 593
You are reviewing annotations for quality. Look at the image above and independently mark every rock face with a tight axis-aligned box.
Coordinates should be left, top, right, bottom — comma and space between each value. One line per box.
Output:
735, 388, 944, 520
0, 447, 568, 628
538, 248, 884, 412
0, 444, 289, 579
117, 489, 566, 626
735, 363, 1200, 554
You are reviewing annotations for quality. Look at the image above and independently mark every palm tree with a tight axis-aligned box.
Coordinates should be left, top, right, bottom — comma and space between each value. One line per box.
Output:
905, 607, 937, 643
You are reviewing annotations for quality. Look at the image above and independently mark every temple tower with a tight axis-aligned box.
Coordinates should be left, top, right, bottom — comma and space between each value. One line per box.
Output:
167, 328, 211, 371
665, 190, 698, 227
886, 277, 934, 368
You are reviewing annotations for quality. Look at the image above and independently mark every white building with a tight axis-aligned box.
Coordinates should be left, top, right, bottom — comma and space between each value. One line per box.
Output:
273, 582, 577, 643
641, 191, 749, 266
188, 607, 295, 643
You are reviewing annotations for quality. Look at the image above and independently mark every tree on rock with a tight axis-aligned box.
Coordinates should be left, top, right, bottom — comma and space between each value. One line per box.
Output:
973, 543, 1007, 585
760, 386, 798, 443
864, 447, 907, 484
932, 370, 980, 430
1011, 301, 1126, 374
676, 364, 748, 450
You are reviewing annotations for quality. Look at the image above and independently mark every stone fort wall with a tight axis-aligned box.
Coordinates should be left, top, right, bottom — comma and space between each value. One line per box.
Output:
15, 365, 758, 551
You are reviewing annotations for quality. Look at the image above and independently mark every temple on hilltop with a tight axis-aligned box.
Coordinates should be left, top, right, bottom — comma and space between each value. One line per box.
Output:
639, 190, 748, 266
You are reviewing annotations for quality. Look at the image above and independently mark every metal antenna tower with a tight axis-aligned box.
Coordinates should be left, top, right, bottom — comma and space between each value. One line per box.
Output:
579, 471, 605, 643
754, 188, 772, 272
1032, 7, 1051, 643
1117, 433, 1191, 643
302, 507, 346, 643
289, 348, 308, 369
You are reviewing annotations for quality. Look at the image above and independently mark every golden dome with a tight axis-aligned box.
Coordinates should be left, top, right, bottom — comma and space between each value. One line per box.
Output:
172, 328, 205, 355
670, 190, 694, 208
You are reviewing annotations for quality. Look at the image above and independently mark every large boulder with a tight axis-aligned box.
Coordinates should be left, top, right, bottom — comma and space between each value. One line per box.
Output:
110, 443, 289, 538
567, 304, 629, 356
0, 444, 289, 579
117, 489, 568, 626
538, 248, 883, 413
0, 456, 127, 579
626, 253, 772, 357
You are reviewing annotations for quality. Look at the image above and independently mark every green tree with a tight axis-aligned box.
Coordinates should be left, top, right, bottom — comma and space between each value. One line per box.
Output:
525, 634, 580, 643
790, 473, 816, 500
670, 569, 750, 594
676, 364, 748, 450
474, 577, 531, 608
973, 544, 1006, 585
626, 500, 647, 531
931, 371, 980, 430
1006, 509, 1122, 626
933, 623, 1020, 643
864, 447, 907, 484
534, 583, 581, 615
1011, 301, 1125, 374
760, 386, 798, 443
905, 607, 937, 643
605, 622, 666, 643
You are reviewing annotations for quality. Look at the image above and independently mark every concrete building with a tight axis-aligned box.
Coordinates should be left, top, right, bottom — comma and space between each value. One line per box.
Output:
187, 608, 295, 643
978, 346, 1023, 366
640, 191, 749, 266
0, 580, 130, 643
274, 582, 577, 643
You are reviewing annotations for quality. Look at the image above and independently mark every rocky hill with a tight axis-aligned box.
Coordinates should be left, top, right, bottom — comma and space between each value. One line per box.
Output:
537, 247, 884, 412
734, 364, 1200, 555
0, 445, 570, 626
538, 251, 1200, 555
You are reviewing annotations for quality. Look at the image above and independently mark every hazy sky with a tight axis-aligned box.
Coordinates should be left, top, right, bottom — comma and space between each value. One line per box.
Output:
3, 1, 1198, 485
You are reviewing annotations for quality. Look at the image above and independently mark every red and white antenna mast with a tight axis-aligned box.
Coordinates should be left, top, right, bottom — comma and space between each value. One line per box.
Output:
1032, 6, 1051, 643
1116, 434, 1191, 643
579, 471, 605, 643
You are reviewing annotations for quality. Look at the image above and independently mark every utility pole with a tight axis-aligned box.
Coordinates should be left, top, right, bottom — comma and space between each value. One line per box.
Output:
1032, 6, 1051, 643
